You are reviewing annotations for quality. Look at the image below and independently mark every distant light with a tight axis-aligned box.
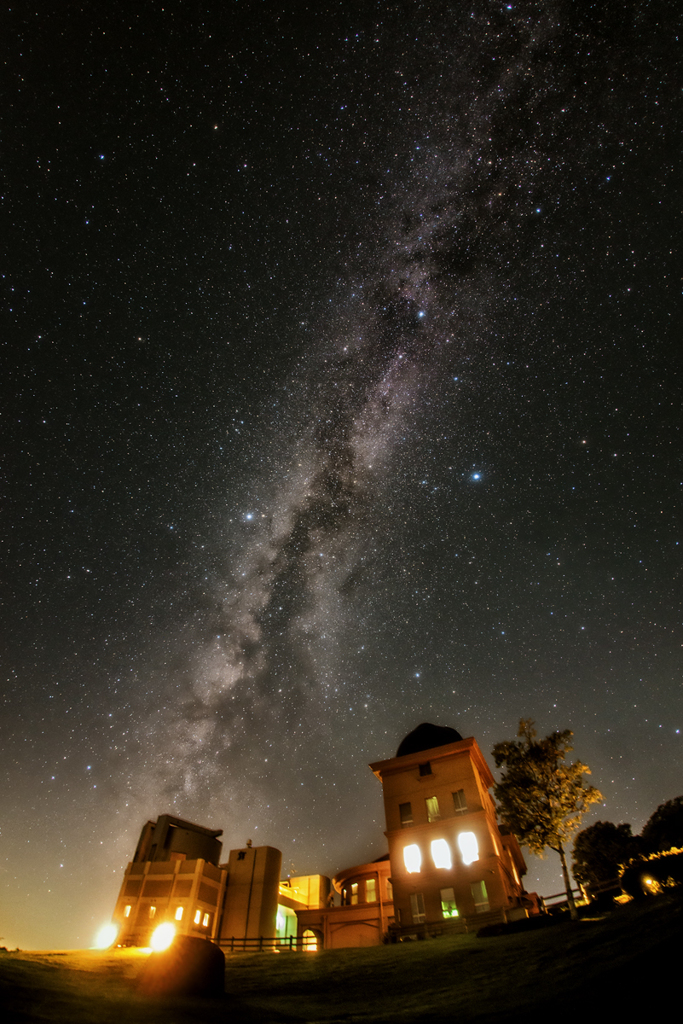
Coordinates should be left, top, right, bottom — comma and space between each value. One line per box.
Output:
245, 513, 254, 520
472, 473, 480, 481
418, 311, 426, 318
151, 922, 176, 951
94, 923, 118, 949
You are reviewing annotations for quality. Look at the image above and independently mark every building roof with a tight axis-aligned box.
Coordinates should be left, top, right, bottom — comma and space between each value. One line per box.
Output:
395, 722, 463, 757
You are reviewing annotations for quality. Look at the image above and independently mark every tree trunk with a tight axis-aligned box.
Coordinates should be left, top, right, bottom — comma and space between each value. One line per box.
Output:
557, 842, 578, 920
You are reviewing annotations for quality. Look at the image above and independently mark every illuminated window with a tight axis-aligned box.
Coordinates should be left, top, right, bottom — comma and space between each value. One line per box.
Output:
425, 796, 440, 822
123, 905, 131, 918
452, 789, 467, 816
440, 887, 459, 919
351, 883, 359, 905
175, 906, 183, 921
366, 878, 376, 902
471, 880, 489, 913
431, 838, 452, 869
202, 913, 210, 928
458, 831, 479, 865
149, 906, 156, 920
194, 909, 202, 924
399, 802, 413, 826
418, 761, 432, 777
410, 892, 426, 924
403, 844, 422, 873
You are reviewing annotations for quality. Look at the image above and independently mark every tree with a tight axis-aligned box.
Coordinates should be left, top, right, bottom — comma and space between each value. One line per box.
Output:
571, 821, 639, 893
640, 796, 683, 854
492, 719, 602, 920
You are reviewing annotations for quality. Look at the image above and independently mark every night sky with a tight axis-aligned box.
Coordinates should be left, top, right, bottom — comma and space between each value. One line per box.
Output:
2, 2, 681, 949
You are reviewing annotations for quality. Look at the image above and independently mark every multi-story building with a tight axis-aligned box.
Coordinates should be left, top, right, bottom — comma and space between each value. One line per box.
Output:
369, 723, 527, 935
109, 723, 531, 949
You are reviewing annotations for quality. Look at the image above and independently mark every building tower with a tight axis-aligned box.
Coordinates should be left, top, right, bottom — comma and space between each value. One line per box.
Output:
369, 723, 527, 935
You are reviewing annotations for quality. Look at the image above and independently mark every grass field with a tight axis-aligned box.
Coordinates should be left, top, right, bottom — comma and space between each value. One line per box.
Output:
1, 895, 681, 1023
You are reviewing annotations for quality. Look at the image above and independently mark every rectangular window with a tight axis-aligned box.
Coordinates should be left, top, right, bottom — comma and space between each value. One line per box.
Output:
351, 882, 359, 905
425, 796, 440, 822
386, 878, 393, 900
440, 887, 459, 919
149, 906, 156, 920
175, 906, 183, 921
431, 838, 452, 869
418, 761, 432, 776
123, 905, 131, 918
366, 878, 376, 902
410, 892, 426, 924
403, 844, 422, 873
471, 881, 490, 913
452, 789, 468, 816
194, 909, 202, 924
203, 913, 210, 927
399, 802, 413, 826
458, 831, 479, 865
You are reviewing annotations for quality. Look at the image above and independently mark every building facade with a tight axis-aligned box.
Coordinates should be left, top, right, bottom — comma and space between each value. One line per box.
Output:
369, 723, 527, 935
110, 724, 531, 949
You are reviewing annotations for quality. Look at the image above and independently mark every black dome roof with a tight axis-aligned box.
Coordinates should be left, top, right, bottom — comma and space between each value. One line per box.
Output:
396, 722, 463, 758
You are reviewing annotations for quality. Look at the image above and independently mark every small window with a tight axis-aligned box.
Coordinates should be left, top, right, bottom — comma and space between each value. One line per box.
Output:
202, 913, 210, 928
123, 905, 131, 918
403, 844, 422, 873
175, 906, 183, 921
366, 878, 376, 902
471, 880, 489, 913
418, 761, 432, 776
440, 887, 459, 919
431, 838, 452, 869
410, 892, 426, 924
237, 851, 246, 861
452, 789, 467, 816
194, 909, 202, 924
425, 796, 440, 822
342, 887, 349, 905
399, 802, 413, 826
458, 831, 479, 865
386, 878, 393, 900
351, 883, 359, 905
149, 906, 156, 920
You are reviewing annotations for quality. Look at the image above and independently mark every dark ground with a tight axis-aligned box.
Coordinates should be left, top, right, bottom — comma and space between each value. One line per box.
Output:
1, 895, 681, 1023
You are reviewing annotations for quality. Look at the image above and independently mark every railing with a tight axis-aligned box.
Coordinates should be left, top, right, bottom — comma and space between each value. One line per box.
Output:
216, 934, 318, 952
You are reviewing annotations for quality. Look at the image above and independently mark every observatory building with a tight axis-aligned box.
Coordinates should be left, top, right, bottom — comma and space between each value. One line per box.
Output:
109, 724, 530, 949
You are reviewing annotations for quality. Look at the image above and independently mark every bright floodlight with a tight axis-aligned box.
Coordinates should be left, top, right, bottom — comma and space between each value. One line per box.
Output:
431, 838, 452, 869
403, 843, 422, 873
458, 831, 479, 865
150, 922, 176, 952
93, 923, 118, 949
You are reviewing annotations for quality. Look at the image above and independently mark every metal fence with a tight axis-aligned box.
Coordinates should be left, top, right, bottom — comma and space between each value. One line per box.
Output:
216, 934, 318, 952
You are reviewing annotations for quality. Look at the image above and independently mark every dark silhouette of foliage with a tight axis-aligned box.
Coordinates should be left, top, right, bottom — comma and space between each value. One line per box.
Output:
619, 849, 683, 899
640, 796, 683, 854
492, 719, 602, 919
572, 821, 640, 891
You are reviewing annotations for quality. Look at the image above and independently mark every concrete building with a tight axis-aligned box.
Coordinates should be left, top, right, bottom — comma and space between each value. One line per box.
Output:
369, 723, 528, 936
110, 723, 530, 949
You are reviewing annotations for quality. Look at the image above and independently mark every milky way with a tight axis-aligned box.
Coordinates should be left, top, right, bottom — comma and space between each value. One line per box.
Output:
2, 2, 680, 947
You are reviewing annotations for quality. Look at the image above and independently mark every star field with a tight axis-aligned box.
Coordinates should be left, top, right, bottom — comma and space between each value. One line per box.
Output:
1, 2, 681, 948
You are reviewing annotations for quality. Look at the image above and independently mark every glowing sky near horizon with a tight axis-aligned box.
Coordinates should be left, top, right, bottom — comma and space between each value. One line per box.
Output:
2, 2, 681, 948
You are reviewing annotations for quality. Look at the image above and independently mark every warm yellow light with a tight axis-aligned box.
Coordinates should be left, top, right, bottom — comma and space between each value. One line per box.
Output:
175, 906, 183, 921
94, 923, 118, 949
431, 838, 452, 869
150, 922, 176, 951
403, 843, 422, 873
458, 831, 479, 865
